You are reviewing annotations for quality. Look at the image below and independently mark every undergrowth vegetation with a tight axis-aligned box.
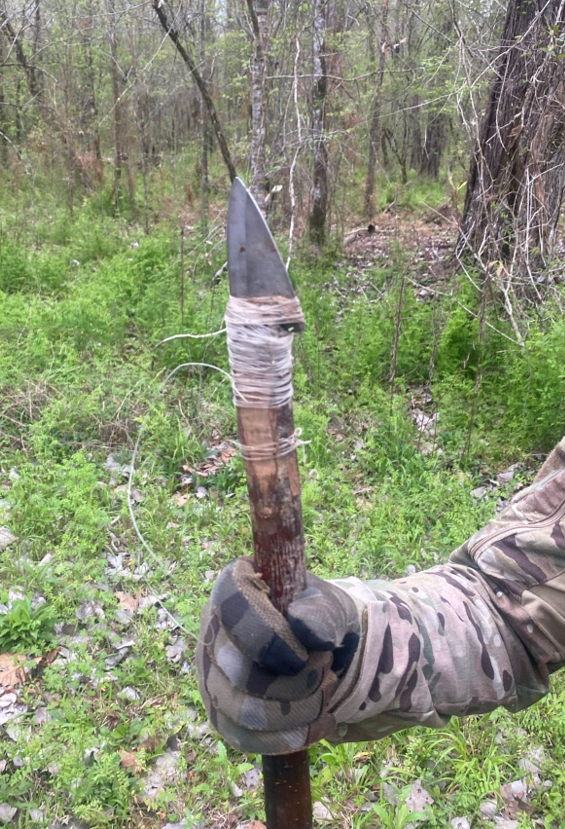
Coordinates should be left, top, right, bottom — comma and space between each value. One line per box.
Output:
0, 184, 564, 827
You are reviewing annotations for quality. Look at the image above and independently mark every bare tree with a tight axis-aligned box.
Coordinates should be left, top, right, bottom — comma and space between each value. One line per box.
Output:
308, 0, 328, 244
458, 0, 565, 293
364, 0, 389, 218
152, 0, 237, 182
247, 0, 268, 210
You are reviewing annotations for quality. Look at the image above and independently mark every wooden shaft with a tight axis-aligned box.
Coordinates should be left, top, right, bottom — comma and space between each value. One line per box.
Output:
236, 400, 313, 829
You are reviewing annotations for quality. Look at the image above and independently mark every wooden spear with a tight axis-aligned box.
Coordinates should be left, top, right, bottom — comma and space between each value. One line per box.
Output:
225, 178, 312, 829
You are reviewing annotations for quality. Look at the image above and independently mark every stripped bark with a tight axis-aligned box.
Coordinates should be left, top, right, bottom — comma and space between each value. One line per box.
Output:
458, 0, 565, 289
308, 0, 328, 245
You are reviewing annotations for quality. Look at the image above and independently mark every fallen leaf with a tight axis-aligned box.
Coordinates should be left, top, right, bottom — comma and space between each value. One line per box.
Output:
37, 648, 59, 669
313, 801, 334, 821
236, 822, 265, 829
0, 654, 27, 691
500, 780, 533, 818
172, 493, 189, 507
119, 748, 143, 775
115, 592, 139, 612
138, 734, 163, 753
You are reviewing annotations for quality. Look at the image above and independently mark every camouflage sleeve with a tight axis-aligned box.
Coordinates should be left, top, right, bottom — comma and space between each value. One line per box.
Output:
327, 437, 565, 744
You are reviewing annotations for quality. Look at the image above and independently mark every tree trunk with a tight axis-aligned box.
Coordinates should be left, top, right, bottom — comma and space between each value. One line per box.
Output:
420, 112, 448, 179
0, 34, 9, 166
199, 0, 210, 235
364, 0, 388, 218
247, 0, 268, 210
308, 0, 328, 245
108, 0, 124, 208
458, 0, 565, 288
81, 0, 103, 181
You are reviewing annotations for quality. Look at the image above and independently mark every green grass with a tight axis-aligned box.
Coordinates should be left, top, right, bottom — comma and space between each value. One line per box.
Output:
0, 193, 564, 827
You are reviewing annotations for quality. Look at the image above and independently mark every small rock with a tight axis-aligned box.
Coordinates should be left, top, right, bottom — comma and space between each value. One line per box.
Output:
405, 779, 433, 813
471, 486, 488, 500
382, 781, 398, 805
105, 648, 130, 669
243, 767, 261, 790
493, 821, 518, 829
34, 706, 49, 725
231, 781, 243, 798
509, 779, 527, 798
76, 600, 105, 621
479, 800, 498, 819
162, 823, 188, 829
518, 758, 541, 774
497, 467, 516, 484
138, 595, 159, 611
114, 609, 133, 626
166, 637, 185, 664
119, 686, 140, 702
0, 529, 16, 553
0, 804, 17, 824
29, 808, 44, 823
313, 801, 334, 822
187, 722, 209, 739
450, 819, 470, 829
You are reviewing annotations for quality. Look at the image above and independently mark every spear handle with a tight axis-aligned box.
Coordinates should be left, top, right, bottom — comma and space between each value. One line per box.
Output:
236, 400, 313, 829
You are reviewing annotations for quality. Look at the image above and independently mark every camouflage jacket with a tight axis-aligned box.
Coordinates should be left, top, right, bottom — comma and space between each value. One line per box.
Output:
328, 437, 565, 744
198, 438, 565, 754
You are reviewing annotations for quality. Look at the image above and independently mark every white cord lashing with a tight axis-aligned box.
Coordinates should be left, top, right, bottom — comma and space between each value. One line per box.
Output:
225, 296, 305, 410
234, 428, 310, 461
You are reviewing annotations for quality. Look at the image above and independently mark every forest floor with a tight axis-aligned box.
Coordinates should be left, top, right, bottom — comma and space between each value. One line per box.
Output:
0, 194, 564, 828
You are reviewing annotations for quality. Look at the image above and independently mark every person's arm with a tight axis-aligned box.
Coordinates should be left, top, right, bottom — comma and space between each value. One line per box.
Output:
197, 437, 565, 755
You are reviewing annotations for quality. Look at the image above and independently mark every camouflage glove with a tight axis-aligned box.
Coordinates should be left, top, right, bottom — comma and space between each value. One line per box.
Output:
197, 437, 565, 754
197, 557, 364, 754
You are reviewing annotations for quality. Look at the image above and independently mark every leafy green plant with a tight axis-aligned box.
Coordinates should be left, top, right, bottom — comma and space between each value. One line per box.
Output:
0, 597, 55, 653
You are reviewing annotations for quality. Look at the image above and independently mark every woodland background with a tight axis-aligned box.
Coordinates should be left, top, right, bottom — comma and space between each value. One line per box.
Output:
1, 0, 565, 825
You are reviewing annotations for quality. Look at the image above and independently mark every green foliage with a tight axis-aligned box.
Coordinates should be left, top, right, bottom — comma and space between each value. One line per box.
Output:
1, 193, 565, 825
0, 597, 55, 653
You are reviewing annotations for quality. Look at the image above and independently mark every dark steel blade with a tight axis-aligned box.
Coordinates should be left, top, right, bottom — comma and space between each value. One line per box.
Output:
227, 178, 295, 299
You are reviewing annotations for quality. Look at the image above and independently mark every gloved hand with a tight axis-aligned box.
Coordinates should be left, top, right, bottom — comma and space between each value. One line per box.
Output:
197, 437, 565, 755
197, 556, 364, 754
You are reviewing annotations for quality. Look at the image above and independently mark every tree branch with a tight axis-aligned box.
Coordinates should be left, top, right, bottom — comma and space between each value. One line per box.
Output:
152, 1, 236, 182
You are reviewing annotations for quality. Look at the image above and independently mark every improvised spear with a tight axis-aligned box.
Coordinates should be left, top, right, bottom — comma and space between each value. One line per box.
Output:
225, 178, 313, 829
